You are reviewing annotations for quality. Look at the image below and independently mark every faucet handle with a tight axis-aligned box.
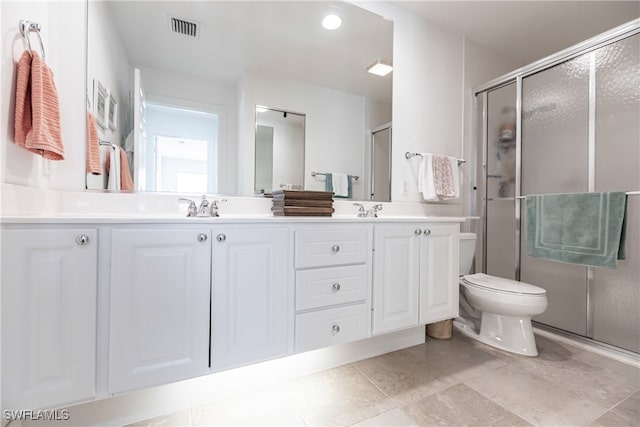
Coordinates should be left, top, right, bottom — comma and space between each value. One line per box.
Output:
353, 203, 366, 218
178, 198, 197, 217
367, 204, 383, 218
209, 199, 227, 217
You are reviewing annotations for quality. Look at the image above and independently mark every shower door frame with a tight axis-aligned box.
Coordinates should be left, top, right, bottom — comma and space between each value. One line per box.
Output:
472, 19, 640, 346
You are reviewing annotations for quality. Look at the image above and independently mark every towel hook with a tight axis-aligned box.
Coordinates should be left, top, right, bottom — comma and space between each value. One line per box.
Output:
19, 20, 46, 62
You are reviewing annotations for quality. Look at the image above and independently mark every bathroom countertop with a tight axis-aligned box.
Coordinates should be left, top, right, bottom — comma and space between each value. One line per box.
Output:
0, 214, 467, 225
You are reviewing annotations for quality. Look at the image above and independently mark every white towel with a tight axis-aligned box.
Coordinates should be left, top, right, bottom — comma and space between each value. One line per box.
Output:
332, 172, 349, 197
418, 154, 438, 201
107, 145, 121, 190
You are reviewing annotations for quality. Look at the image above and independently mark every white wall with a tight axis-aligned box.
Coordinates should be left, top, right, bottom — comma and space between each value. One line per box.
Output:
238, 71, 369, 199
1, 1, 86, 191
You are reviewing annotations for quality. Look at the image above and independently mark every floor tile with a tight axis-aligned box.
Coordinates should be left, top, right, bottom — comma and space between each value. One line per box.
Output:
588, 391, 640, 427
353, 345, 452, 406
126, 409, 191, 427
465, 361, 617, 426
351, 408, 419, 427
190, 386, 305, 426
404, 384, 532, 427
287, 364, 397, 426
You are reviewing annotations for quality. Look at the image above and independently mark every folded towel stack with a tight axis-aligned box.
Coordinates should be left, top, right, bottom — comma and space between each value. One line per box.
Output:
14, 50, 64, 160
418, 153, 459, 201
270, 190, 335, 216
325, 173, 353, 198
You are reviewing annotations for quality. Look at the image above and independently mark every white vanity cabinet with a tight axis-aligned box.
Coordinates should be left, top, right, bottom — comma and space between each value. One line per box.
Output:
293, 226, 372, 352
372, 223, 459, 334
108, 228, 212, 394
1, 228, 98, 410
211, 226, 290, 371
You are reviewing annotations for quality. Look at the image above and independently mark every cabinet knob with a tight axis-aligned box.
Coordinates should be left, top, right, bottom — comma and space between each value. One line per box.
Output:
331, 244, 340, 254
75, 234, 90, 245
332, 324, 341, 334
332, 283, 341, 292
424, 229, 431, 236
414, 229, 422, 236
216, 234, 226, 242
198, 233, 208, 242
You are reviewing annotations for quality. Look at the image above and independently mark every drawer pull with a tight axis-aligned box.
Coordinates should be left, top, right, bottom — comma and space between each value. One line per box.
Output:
414, 229, 422, 236
75, 234, 90, 245
332, 283, 341, 292
332, 324, 341, 334
198, 233, 208, 242
423, 229, 431, 236
216, 234, 226, 242
331, 244, 340, 254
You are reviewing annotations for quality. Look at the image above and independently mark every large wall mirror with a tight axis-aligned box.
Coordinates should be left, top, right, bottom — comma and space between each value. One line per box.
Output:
85, 1, 393, 201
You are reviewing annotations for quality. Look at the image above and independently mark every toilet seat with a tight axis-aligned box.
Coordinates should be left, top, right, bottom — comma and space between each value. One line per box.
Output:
462, 273, 546, 296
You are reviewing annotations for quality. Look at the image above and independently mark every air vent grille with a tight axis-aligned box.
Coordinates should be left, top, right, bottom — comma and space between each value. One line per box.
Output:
169, 16, 199, 38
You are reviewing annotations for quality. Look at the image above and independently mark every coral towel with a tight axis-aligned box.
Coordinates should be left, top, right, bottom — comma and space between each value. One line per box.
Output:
118, 146, 134, 191
14, 50, 64, 160
86, 112, 101, 174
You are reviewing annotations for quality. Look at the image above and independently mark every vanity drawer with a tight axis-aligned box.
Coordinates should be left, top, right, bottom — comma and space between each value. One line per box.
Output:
295, 303, 369, 352
296, 265, 368, 311
295, 228, 368, 268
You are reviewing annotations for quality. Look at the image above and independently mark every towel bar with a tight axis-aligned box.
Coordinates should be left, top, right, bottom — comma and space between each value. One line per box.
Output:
490, 191, 639, 201
311, 171, 359, 181
405, 152, 466, 165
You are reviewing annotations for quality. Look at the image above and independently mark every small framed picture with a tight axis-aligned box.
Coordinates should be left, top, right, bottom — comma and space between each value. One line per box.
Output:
108, 94, 118, 130
93, 80, 108, 128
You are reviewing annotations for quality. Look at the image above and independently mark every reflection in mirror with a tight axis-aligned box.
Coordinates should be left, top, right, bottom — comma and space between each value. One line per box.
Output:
85, 1, 392, 199
255, 107, 305, 194
371, 123, 392, 201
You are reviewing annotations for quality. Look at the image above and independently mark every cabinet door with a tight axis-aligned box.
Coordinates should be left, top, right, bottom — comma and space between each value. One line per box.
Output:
419, 224, 459, 324
1, 229, 97, 409
109, 229, 211, 394
211, 227, 289, 371
372, 225, 420, 334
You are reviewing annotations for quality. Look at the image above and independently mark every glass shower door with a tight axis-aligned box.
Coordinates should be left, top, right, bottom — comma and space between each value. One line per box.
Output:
520, 55, 590, 336
592, 34, 640, 353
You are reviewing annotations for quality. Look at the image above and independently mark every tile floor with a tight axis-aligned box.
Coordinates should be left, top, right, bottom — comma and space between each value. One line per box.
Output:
128, 333, 640, 427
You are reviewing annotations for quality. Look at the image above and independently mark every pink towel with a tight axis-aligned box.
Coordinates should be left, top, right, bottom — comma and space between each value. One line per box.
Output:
14, 51, 32, 148
14, 50, 64, 160
105, 146, 134, 191
432, 154, 455, 198
86, 112, 101, 174
119, 146, 134, 191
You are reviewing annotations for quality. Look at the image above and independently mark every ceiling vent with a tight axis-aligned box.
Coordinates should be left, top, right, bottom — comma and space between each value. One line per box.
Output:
169, 15, 199, 38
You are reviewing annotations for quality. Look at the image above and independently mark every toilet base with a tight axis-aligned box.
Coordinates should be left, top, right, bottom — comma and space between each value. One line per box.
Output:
453, 313, 539, 357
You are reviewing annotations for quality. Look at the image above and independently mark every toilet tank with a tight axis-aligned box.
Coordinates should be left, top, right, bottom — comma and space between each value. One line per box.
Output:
459, 233, 477, 275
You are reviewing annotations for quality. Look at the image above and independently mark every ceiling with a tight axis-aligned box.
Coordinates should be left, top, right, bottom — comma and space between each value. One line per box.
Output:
395, 1, 640, 65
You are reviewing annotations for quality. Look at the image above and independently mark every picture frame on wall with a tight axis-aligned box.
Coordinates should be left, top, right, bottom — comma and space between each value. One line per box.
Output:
93, 80, 108, 129
108, 94, 118, 130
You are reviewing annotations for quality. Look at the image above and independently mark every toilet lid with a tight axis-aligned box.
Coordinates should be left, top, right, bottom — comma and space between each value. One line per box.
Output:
462, 273, 546, 295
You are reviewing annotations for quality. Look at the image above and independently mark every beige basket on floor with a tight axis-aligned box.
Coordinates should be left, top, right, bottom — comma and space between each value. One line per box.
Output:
426, 319, 453, 340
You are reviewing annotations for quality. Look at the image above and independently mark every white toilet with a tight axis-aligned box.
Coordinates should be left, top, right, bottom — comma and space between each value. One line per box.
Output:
454, 233, 548, 356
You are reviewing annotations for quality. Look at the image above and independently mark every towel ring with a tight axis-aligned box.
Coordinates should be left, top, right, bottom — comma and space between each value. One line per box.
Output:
20, 20, 46, 62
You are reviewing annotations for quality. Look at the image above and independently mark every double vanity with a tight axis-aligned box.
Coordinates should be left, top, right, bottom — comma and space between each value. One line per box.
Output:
1, 207, 461, 412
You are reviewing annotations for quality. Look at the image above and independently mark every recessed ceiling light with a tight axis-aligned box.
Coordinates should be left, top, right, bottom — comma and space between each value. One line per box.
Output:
322, 14, 342, 30
366, 58, 393, 76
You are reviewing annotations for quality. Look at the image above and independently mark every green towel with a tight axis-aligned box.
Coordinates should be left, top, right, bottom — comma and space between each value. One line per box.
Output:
525, 192, 627, 269
324, 173, 353, 198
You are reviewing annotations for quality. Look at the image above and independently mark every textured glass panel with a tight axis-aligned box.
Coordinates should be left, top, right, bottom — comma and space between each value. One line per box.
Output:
521, 56, 590, 336
593, 34, 640, 353
486, 83, 517, 279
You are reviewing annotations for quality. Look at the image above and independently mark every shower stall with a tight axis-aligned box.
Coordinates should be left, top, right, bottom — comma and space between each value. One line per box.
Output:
473, 21, 640, 354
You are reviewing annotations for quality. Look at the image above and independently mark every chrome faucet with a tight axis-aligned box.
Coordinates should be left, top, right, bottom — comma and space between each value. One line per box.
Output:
353, 203, 383, 218
353, 203, 367, 218
178, 195, 227, 217
367, 204, 383, 218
